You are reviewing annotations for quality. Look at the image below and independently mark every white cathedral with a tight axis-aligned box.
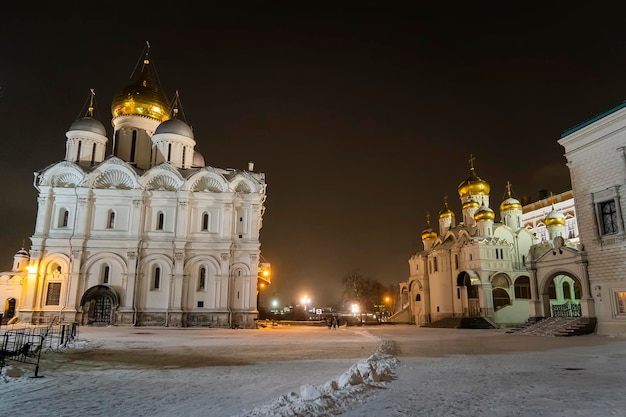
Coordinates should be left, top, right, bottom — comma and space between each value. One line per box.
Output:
396, 159, 594, 329
0, 45, 268, 329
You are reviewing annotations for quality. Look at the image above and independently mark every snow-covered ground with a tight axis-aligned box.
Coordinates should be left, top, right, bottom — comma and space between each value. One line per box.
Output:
2, 323, 626, 417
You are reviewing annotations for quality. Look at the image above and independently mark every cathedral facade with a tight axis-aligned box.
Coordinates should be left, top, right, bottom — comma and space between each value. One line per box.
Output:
398, 161, 593, 328
0, 46, 267, 329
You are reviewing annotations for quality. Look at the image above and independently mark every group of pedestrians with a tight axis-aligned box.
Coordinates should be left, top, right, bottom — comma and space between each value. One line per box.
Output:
325, 316, 339, 329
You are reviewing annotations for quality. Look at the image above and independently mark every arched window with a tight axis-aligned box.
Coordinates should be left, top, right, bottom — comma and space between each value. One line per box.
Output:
416, 294, 421, 301
198, 267, 206, 291
130, 130, 137, 164
563, 282, 571, 300
153, 267, 161, 290
103, 265, 110, 284
492, 288, 510, 310
91, 143, 97, 165
107, 211, 116, 229
157, 212, 165, 230
491, 275, 509, 289
202, 212, 209, 231
60, 209, 69, 227
76, 140, 82, 163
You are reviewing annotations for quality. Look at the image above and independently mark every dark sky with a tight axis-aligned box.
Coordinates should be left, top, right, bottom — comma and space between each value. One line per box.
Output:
2, 2, 626, 308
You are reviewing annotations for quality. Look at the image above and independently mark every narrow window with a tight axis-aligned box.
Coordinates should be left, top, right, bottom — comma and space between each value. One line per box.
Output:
454, 254, 458, 270
113, 131, 119, 156
107, 211, 116, 229
433, 257, 438, 272
153, 267, 161, 290
182, 146, 186, 168
202, 212, 209, 231
91, 143, 96, 165
103, 265, 110, 284
61, 209, 69, 227
167, 143, 172, 162
130, 131, 137, 163
157, 212, 165, 230
76, 140, 82, 163
198, 267, 206, 291
616, 291, 626, 314
46, 282, 62, 305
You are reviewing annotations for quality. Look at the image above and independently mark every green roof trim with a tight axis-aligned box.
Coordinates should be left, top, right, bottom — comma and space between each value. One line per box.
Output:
561, 101, 626, 138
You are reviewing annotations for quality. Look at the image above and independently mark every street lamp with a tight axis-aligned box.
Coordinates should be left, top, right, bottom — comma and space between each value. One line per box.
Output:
301, 295, 311, 320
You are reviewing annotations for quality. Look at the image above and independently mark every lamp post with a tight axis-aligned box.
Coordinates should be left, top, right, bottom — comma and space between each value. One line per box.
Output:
301, 295, 311, 320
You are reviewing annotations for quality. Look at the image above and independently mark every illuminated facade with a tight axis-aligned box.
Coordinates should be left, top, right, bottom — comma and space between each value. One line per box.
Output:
397, 160, 593, 328
0, 46, 267, 328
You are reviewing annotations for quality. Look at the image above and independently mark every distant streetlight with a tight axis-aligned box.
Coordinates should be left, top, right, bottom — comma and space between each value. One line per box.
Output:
301, 295, 311, 319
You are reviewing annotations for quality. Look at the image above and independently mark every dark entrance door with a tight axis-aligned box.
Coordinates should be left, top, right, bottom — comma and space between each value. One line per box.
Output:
93, 296, 112, 324
5, 298, 16, 320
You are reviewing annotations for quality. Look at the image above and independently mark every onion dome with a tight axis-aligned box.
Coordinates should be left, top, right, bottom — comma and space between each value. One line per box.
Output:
500, 181, 522, 211
111, 45, 170, 122
474, 203, 495, 222
439, 201, 455, 219
458, 167, 490, 197
192, 151, 205, 167
421, 212, 438, 240
544, 205, 566, 227
69, 117, 107, 136
154, 119, 194, 139
463, 200, 480, 210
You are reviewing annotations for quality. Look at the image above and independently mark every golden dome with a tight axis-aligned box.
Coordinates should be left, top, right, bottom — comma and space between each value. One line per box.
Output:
111, 48, 170, 122
474, 206, 495, 222
422, 212, 438, 240
463, 200, 480, 210
421, 228, 438, 240
439, 206, 455, 219
500, 198, 522, 211
500, 181, 522, 211
458, 168, 490, 197
545, 206, 566, 227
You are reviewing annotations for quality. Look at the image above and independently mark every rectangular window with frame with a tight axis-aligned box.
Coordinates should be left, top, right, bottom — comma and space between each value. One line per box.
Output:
616, 291, 626, 315
599, 200, 618, 235
592, 186, 623, 238
46, 282, 62, 305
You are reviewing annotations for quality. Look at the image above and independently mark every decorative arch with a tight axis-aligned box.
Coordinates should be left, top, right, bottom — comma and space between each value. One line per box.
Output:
187, 173, 228, 192
80, 285, 120, 325
92, 168, 137, 189
36, 162, 85, 188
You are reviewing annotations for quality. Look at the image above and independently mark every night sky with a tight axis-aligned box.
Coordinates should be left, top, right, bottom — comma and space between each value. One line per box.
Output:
2, 2, 626, 308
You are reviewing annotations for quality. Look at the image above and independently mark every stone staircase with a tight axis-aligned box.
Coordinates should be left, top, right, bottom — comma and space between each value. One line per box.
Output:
507, 317, 597, 337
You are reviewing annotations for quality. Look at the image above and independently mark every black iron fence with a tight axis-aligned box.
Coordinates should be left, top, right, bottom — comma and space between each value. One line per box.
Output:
1, 321, 79, 377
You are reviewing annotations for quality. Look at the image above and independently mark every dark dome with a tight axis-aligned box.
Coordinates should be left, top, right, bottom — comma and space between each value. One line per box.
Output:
69, 117, 107, 136
155, 119, 194, 139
